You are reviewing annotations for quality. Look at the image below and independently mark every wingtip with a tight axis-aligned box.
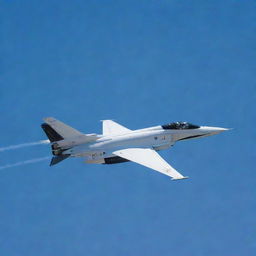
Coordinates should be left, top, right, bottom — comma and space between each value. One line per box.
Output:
171, 176, 189, 181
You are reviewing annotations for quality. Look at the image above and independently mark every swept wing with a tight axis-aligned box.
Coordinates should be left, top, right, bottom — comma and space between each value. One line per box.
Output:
113, 148, 187, 180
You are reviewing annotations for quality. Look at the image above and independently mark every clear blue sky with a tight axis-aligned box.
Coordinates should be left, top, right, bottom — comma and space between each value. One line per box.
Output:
1, 0, 255, 255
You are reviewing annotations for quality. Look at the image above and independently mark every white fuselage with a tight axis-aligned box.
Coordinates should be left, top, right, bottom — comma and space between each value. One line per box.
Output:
61, 125, 227, 164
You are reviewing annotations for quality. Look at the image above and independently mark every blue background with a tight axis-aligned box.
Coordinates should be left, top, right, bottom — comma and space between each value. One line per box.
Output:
1, 0, 255, 255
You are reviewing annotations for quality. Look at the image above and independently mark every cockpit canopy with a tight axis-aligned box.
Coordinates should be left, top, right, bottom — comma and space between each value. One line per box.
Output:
162, 122, 200, 130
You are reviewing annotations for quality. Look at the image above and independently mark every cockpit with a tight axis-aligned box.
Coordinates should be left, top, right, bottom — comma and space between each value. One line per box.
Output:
162, 122, 200, 130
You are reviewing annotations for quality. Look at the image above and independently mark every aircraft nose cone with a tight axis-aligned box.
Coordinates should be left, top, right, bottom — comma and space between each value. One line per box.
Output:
215, 127, 229, 131
199, 126, 231, 136
208, 127, 231, 134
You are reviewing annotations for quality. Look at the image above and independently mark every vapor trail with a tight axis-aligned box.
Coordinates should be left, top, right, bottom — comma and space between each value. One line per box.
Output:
0, 140, 50, 152
0, 156, 51, 170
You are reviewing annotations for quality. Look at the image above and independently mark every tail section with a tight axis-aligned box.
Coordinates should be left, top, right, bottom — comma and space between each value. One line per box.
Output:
41, 117, 81, 166
41, 117, 98, 166
41, 123, 67, 165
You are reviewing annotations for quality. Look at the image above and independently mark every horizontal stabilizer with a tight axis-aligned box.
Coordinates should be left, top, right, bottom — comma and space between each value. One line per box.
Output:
50, 154, 70, 166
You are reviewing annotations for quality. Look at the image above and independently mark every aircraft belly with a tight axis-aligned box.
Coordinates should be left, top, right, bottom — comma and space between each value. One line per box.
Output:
153, 143, 173, 151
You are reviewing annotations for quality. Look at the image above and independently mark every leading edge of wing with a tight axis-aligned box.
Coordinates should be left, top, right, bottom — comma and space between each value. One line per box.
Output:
113, 148, 188, 180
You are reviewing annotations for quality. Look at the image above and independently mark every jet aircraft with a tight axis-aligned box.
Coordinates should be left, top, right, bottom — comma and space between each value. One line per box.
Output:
41, 117, 229, 180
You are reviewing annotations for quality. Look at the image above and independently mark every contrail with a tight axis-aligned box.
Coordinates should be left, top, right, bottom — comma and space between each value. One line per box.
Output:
0, 156, 51, 170
0, 140, 50, 152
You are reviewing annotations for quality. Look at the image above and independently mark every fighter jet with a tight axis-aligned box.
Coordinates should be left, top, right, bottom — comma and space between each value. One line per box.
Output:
41, 117, 229, 180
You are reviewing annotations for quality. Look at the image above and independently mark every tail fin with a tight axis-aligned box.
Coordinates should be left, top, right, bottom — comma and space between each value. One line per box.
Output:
41, 123, 63, 142
43, 117, 82, 139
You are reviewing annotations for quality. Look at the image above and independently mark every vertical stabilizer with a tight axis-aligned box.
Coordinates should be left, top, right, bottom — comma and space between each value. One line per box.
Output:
41, 123, 63, 142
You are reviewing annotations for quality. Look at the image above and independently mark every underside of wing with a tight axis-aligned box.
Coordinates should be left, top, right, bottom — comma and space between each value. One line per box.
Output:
43, 117, 82, 139
113, 148, 187, 180
102, 120, 131, 136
